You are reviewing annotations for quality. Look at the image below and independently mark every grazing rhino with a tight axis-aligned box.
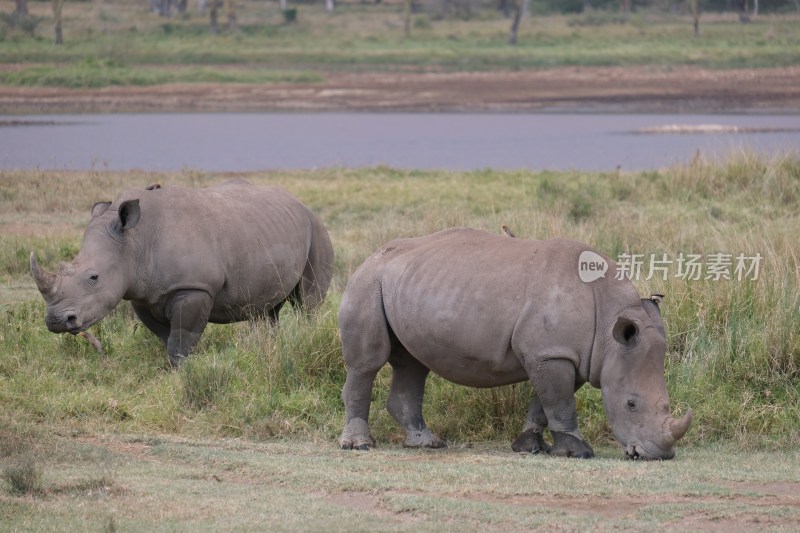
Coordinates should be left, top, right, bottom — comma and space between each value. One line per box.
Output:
339, 228, 691, 460
30, 179, 334, 367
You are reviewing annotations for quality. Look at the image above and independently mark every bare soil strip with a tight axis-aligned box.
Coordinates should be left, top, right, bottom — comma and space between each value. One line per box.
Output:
2, 66, 800, 114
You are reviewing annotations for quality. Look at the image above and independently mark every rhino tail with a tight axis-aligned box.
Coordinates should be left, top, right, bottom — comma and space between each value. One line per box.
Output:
295, 212, 335, 311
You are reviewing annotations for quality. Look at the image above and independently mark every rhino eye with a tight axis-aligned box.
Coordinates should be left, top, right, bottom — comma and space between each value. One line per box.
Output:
88, 273, 99, 285
626, 398, 638, 412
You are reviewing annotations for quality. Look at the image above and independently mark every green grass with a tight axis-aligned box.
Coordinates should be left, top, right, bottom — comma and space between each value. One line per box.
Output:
0, 61, 324, 88
1, 153, 798, 452
1, 155, 799, 528
0, 0, 798, 88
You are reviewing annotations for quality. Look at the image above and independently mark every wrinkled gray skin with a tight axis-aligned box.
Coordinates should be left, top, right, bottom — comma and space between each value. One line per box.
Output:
31, 179, 334, 367
339, 228, 691, 460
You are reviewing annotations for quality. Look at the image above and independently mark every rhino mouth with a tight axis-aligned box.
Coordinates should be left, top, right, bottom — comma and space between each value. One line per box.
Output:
624, 441, 675, 461
45, 311, 97, 335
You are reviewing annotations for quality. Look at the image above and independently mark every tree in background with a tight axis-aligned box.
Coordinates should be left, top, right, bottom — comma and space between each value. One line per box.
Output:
526, 0, 797, 14
15, 0, 28, 16
209, 0, 219, 32
155, 0, 171, 16
689, 0, 699, 35
209, 0, 237, 33
738, 0, 751, 21
508, 0, 523, 44
52, 0, 64, 44
225, 0, 238, 29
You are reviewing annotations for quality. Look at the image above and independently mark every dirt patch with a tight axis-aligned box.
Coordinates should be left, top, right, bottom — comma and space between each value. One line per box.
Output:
326, 491, 420, 522
75, 435, 156, 459
323, 487, 800, 530
34, 434, 800, 531
2, 66, 799, 114
467, 488, 800, 513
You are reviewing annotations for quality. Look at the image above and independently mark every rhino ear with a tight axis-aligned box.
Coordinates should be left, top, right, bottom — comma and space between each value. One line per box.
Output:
612, 316, 639, 347
91, 201, 111, 219
641, 294, 666, 338
118, 199, 141, 231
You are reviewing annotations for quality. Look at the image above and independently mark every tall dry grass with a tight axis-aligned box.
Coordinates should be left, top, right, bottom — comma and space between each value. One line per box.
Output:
1, 153, 798, 448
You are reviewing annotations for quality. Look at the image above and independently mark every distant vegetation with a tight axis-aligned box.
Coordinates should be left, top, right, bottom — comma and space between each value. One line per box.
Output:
1, 153, 798, 450
0, 0, 798, 88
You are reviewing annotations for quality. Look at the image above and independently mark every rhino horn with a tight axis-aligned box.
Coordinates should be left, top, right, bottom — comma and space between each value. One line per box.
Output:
668, 409, 693, 442
30, 252, 56, 295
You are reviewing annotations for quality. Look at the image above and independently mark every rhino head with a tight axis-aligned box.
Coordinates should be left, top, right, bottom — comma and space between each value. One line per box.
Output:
30, 199, 141, 335
599, 297, 692, 460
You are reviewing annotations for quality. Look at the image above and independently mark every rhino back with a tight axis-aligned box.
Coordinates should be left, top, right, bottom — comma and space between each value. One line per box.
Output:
367, 228, 633, 387
117, 181, 313, 320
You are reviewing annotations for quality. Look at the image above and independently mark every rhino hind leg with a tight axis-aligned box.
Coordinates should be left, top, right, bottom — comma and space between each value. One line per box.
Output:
386, 348, 446, 449
131, 303, 171, 346
338, 273, 392, 450
267, 300, 285, 326
340, 364, 383, 450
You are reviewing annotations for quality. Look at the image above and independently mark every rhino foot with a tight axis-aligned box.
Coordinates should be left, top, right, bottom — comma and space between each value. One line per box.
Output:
340, 418, 375, 450
548, 431, 594, 459
404, 429, 446, 449
511, 428, 549, 454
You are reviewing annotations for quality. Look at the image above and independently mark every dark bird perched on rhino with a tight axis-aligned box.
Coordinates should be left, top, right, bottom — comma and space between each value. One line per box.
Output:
338, 228, 691, 460
31, 179, 334, 367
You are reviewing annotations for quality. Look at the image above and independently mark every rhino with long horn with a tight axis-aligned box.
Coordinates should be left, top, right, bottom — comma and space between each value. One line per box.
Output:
31, 179, 334, 367
338, 228, 691, 460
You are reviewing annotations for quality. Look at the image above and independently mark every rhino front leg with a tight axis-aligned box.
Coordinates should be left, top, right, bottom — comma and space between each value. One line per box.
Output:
512, 395, 550, 454
164, 290, 213, 367
386, 349, 446, 449
528, 358, 594, 459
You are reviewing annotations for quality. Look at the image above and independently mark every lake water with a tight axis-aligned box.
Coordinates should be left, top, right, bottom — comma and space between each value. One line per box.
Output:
1, 113, 798, 172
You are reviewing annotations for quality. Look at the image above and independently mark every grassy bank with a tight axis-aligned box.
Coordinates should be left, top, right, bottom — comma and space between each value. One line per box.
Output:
1, 1, 799, 88
1, 154, 798, 453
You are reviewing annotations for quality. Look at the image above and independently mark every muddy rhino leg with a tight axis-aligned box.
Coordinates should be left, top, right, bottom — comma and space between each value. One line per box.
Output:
511, 395, 550, 454
164, 290, 213, 367
340, 367, 382, 450
528, 358, 594, 459
386, 348, 446, 449
131, 303, 170, 346
339, 300, 392, 450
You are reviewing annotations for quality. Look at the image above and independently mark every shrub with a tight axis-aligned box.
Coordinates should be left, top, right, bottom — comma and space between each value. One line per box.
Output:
2, 455, 42, 496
